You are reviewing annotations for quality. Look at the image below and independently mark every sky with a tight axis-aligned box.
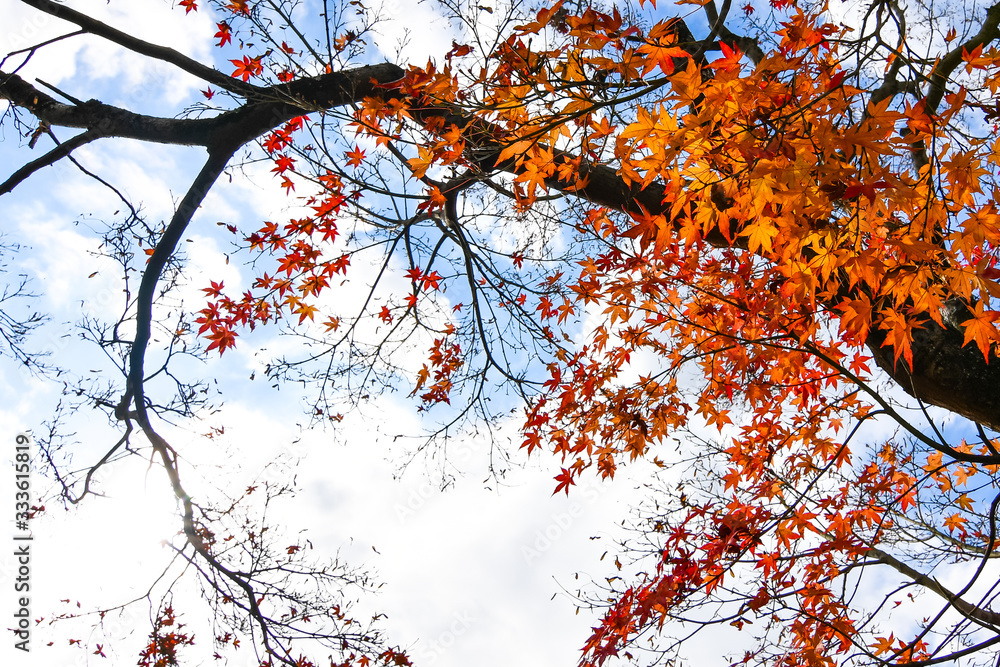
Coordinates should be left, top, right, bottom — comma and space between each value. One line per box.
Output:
0, 2, 671, 666
2, 1, 997, 667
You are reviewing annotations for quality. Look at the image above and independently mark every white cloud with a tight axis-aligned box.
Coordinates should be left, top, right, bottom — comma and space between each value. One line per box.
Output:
371, 0, 460, 63
1, 1, 215, 110
13, 211, 120, 314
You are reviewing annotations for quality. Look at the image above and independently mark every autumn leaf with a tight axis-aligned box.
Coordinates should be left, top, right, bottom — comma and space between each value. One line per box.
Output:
842, 180, 888, 202
514, 161, 551, 200
739, 219, 779, 254
836, 294, 872, 343
272, 155, 295, 174
293, 301, 318, 324
496, 139, 537, 165
923, 451, 944, 473
205, 328, 238, 355
636, 39, 687, 76
202, 280, 225, 298
872, 635, 895, 656
225, 0, 250, 15
878, 309, 920, 369
553, 468, 576, 495
711, 41, 743, 72
446, 41, 473, 59
407, 146, 435, 178
345, 145, 366, 168
230, 55, 263, 82
214, 22, 232, 47
961, 300, 1000, 360
943, 513, 968, 534
827, 69, 846, 90
421, 271, 443, 291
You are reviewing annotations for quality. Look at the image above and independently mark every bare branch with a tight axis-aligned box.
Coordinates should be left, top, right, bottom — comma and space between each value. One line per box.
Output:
17, 0, 261, 97
0, 128, 99, 195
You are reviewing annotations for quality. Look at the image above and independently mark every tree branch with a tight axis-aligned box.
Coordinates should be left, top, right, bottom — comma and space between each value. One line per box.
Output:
0, 62, 404, 151
3, 11, 998, 430
869, 545, 1000, 627
17, 0, 261, 97
0, 127, 99, 195
910, 1, 1000, 170
122, 142, 292, 658
0, 70, 222, 145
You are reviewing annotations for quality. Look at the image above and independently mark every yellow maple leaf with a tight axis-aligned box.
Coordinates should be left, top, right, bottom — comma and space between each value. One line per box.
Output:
407, 146, 435, 178
872, 634, 895, 656
943, 513, 968, 533
923, 450, 943, 473
739, 219, 779, 254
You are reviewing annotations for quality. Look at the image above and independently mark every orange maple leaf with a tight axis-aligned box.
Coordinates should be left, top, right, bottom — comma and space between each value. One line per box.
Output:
961, 301, 1000, 360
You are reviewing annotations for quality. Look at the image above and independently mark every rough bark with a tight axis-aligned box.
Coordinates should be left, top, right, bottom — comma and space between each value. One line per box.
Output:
0, 64, 404, 149
866, 305, 1000, 430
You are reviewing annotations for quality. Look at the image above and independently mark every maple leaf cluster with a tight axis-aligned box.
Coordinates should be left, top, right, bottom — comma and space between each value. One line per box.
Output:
138, 605, 195, 667
411, 325, 463, 406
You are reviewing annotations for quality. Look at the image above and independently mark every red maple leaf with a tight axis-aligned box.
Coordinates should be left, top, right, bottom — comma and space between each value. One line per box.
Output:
230, 56, 263, 82
345, 145, 366, 168
553, 468, 576, 495
214, 22, 232, 47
